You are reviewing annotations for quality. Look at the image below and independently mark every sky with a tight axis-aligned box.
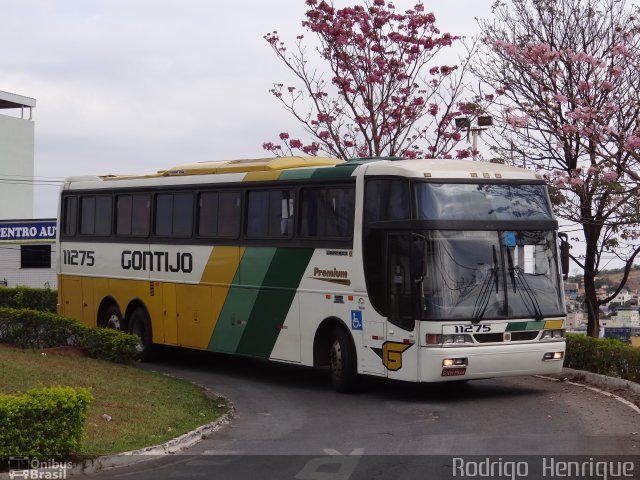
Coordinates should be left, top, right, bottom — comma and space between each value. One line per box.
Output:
0, 0, 494, 218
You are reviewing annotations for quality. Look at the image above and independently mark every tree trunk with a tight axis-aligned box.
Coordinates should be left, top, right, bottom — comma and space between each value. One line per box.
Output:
583, 268, 600, 337
579, 184, 603, 338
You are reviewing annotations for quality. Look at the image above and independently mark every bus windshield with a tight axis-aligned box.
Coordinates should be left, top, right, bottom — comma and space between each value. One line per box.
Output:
421, 230, 564, 321
416, 183, 553, 221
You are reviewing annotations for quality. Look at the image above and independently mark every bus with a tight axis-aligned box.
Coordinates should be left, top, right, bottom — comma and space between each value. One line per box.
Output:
57, 156, 568, 392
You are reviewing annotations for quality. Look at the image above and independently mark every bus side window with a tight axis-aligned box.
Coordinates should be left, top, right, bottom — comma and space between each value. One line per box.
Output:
79, 196, 112, 236
198, 191, 240, 238
272, 190, 294, 236
117, 194, 150, 237
364, 179, 410, 223
155, 193, 193, 237
63, 196, 78, 236
95, 196, 112, 235
387, 234, 415, 331
247, 190, 294, 238
198, 192, 219, 236
247, 191, 269, 237
80, 197, 96, 235
116, 195, 132, 235
132, 195, 150, 236
299, 186, 354, 238
218, 191, 241, 237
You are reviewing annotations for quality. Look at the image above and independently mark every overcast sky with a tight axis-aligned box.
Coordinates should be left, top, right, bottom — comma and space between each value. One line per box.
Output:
1, 0, 494, 217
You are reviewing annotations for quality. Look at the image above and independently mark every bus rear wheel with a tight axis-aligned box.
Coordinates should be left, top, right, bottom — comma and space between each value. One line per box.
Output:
129, 308, 154, 362
329, 327, 358, 393
101, 304, 123, 331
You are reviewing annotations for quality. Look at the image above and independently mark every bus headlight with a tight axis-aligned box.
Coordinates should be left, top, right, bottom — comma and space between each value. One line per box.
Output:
426, 334, 473, 346
541, 329, 565, 340
543, 352, 564, 361
443, 357, 468, 367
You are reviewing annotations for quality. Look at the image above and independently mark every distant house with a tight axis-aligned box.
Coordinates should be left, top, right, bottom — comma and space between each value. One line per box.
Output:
602, 309, 640, 328
605, 288, 633, 307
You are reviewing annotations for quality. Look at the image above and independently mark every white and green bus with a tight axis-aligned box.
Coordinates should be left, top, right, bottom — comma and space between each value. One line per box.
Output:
57, 156, 567, 392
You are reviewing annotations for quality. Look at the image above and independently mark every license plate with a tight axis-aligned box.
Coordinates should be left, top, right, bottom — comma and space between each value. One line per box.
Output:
441, 367, 467, 376
442, 323, 507, 335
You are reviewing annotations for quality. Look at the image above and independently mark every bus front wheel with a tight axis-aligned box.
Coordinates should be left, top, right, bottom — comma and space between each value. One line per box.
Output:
129, 308, 154, 362
329, 327, 358, 393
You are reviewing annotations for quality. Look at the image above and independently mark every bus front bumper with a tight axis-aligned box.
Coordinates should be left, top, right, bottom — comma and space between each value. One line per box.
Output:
419, 341, 566, 382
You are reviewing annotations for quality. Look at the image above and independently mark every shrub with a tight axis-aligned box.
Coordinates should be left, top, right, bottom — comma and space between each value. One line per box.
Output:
0, 386, 92, 460
0, 308, 138, 364
81, 327, 140, 364
565, 333, 640, 383
0, 287, 57, 313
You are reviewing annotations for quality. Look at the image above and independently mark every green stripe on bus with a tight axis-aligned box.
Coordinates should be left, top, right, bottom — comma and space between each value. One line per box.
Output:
506, 321, 546, 332
311, 165, 357, 178
208, 247, 277, 353
506, 322, 527, 332
236, 247, 315, 358
526, 321, 545, 330
278, 169, 318, 180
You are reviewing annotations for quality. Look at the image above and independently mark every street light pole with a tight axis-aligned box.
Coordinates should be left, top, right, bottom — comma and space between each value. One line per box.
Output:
472, 128, 479, 160
455, 115, 493, 161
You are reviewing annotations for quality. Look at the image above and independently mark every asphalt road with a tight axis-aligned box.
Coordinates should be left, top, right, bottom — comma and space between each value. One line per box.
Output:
79, 349, 640, 479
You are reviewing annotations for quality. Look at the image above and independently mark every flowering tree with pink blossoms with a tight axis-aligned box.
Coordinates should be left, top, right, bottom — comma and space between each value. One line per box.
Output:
264, 0, 478, 160
476, 0, 640, 336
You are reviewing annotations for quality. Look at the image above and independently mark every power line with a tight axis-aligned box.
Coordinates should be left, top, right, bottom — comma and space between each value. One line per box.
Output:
0, 179, 64, 186
0, 173, 65, 180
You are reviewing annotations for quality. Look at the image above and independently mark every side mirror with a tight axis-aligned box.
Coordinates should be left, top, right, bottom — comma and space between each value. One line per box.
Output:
558, 232, 570, 280
410, 233, 426, 283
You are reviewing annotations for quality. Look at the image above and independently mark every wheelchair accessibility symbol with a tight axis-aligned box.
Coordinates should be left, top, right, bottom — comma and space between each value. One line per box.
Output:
351, 310, 363, 330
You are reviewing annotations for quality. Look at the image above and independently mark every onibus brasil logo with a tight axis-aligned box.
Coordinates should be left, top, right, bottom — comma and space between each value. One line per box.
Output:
8, 457, 73, 479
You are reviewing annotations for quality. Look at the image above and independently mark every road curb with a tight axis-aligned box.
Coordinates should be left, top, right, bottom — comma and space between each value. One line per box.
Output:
561, 367, 640, 395
69, 386, 234, 475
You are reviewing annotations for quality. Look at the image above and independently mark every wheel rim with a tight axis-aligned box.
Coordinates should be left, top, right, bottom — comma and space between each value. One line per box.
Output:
131, 320, 145, 354
106, 313, 121, 330
330, 338, 342, 381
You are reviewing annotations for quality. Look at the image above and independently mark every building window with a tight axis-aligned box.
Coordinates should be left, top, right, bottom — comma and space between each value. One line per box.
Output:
21, 245, 51, 269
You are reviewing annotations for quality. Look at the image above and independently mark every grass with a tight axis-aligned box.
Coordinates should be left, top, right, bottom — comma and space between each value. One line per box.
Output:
0, 346, 227, 457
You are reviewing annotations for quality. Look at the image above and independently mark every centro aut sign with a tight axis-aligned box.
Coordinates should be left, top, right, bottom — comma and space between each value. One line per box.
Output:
0, 221, 57, 243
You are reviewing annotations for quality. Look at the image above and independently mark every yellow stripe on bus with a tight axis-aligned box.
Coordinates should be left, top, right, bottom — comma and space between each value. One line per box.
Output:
544, 319, 564, 329
189, 246, 245, 350
243, 171, 282, 182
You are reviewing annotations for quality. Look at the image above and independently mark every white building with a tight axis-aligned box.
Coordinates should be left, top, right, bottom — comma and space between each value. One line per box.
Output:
605, 288, 633, 306
0, 219, 57, 288
602, 309, 640, 328
0, 90, 35, 219
0, 91, 57, 288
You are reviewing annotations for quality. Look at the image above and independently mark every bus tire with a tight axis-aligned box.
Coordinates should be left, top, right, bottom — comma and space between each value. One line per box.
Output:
129, 307, 154, 362
100, 304, 123, 331
329, 327, 358, 393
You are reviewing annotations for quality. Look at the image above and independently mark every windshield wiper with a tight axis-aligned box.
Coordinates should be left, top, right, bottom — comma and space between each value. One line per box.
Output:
471, 245, 499, 324
514, 268, 544, 321
505, 246, 544, 321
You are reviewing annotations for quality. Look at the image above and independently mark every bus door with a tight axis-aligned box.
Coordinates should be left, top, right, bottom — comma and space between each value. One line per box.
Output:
384, 233, 421, 382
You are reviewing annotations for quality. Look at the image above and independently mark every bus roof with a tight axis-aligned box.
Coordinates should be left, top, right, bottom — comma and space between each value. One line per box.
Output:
63, 156, 543, 190
360, 158, 544, 181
